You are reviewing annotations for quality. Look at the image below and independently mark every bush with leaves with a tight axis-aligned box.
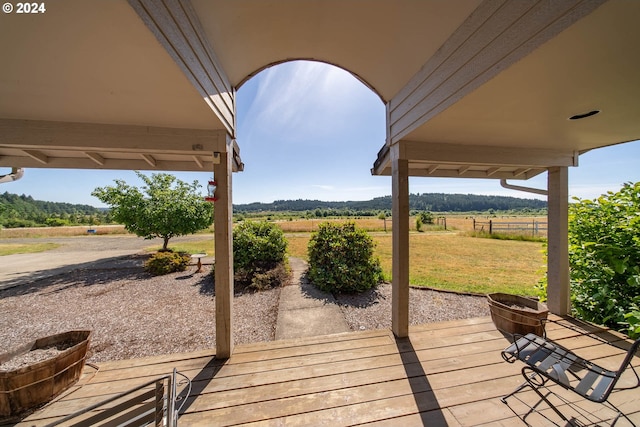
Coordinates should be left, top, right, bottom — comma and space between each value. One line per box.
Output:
145, 251, 191, 275
569, 182, 640, 338
307, 222, 383, 293
233, 220, 288, 290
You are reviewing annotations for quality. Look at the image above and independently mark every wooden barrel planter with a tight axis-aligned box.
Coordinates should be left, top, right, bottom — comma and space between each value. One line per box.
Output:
487, 293, 548, 337
0, 330, 92, 419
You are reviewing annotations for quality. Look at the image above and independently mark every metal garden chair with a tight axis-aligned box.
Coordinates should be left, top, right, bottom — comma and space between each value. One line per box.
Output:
501, 333, 640, 426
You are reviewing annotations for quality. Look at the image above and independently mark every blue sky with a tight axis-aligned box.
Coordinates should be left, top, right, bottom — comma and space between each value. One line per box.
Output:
2, 61, 639, 207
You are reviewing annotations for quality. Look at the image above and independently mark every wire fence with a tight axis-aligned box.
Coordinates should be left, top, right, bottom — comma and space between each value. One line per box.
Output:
473, 219, 547, 237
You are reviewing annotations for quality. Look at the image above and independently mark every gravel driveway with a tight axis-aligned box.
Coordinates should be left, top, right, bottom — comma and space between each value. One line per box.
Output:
1, 256, 489, 364
1, 236, 489, 363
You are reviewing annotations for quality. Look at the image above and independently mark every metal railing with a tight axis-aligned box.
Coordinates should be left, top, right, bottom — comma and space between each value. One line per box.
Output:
44, 369, 190, 427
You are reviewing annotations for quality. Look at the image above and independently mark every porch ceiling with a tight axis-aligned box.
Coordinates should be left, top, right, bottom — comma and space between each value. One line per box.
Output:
0, 1, 638, 173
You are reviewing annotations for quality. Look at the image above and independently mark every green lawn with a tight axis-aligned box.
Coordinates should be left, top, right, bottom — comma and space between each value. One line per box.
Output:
0, 243, 61, 256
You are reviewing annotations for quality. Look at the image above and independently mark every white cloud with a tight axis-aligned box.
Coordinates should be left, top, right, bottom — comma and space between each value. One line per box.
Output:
242, 61, 380, 143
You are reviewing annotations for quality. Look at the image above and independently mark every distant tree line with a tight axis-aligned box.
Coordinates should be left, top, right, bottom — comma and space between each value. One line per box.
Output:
234, 193, 547, 215
0, 190, 548, 229
0, 192, 110, 228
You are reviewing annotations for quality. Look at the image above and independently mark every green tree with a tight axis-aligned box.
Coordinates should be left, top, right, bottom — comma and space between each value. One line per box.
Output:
92, 172, 213, 251
569, 182, 640, 338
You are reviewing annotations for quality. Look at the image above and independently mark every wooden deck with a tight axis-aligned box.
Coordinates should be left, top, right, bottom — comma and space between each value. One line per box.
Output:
9, 315, 640, 426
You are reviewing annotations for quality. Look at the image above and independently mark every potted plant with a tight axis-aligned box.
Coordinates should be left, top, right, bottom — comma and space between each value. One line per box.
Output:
0, 330, 92, 419
487, 293, 548, 336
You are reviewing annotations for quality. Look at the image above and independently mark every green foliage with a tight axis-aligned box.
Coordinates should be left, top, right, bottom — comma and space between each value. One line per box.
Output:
569, 182, 640, 338
233, 220, 288, 290
233, 220, 287, 272
92, 172, 213, 250
307, 222, 383, 293
45, 218, 69, 227
419, 211, 434, 224
0, 191, 107, 228
416, 216, 423, 232
248, 264, 289, 291
144, 251, 191, 275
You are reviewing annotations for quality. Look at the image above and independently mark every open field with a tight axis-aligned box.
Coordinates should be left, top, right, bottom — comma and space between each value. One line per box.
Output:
287, 232, 545, 296
0, 224, 129, 238
158, 231, 545, 296
0, 215, 546, 237
2, 218, 546, 296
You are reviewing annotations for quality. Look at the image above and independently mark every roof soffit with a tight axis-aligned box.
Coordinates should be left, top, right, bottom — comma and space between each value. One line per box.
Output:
405, 0, 640, 153
388, 0, 608, 146
190, 0, 481, 101
0, 0, 222, 130
128, 0, 236, 136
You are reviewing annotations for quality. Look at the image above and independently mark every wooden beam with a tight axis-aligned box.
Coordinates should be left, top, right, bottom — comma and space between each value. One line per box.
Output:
22, 150, 48, 165
427, 164, 439, 175
128, 0, 236, 137
457, 165, 471, 175
402, 140, 579, 168
406, 167, 546, 180
486, 167, 501, 177
141, 154, 157, 167
214, 136, 235, 358
389, 0, 606, 143
513, 168, 531, 177
192, 155, 203, 169
0, 155, 221, 172
391, 144, 409, 338
0, 119, 228, 154
547, 166, 570, 315
85, 152, 105, 166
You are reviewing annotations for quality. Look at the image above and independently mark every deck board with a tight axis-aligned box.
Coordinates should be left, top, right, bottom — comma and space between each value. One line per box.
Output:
7, 315, 639, 426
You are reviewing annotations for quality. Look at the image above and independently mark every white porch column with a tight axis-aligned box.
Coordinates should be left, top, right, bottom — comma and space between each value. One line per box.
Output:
391, 144, 410, 337
547, 166, 570, 315
214, 141, 234, 358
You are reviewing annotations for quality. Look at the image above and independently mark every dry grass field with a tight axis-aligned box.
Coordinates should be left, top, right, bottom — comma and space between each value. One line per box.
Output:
0, 224, 128, 238
286, 231, 544, 296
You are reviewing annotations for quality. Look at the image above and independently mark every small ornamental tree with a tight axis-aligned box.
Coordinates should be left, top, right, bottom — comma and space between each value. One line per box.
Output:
233, 220, 288, 290
569, 182, 640, 338
92, 172, 213, 251
308, 221, 383, 293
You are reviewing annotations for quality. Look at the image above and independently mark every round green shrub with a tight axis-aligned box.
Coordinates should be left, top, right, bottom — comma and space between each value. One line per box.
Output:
233, 220, 288, 289
307, 221, 382, 293
144, 251, 191, 275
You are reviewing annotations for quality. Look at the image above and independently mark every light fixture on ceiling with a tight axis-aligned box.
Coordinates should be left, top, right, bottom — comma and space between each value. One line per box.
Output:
568, 110, 600, 120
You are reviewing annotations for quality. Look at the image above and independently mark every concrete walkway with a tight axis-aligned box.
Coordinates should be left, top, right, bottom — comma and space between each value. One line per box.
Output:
275, 257, 351, 340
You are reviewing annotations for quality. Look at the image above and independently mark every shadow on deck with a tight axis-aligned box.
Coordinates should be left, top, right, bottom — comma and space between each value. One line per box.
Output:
8, 315, 640, 426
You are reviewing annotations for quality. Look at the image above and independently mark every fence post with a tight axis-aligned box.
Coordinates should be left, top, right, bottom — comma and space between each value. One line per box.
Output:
489, 220, 493, 234
473, 218, 476, 232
